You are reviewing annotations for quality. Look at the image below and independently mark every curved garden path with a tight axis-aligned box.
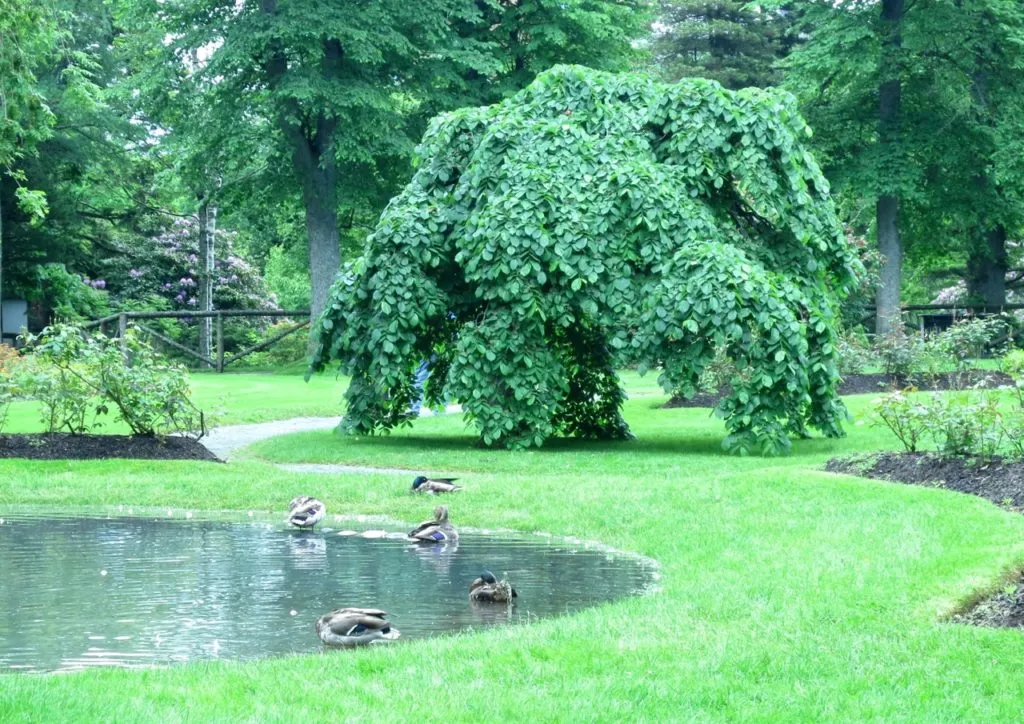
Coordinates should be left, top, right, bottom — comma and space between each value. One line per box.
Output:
203, 405, 463, 474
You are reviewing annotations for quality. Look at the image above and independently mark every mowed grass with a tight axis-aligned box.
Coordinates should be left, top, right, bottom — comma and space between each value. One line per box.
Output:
2, 370, 350, 433
3, 375, 1024, 720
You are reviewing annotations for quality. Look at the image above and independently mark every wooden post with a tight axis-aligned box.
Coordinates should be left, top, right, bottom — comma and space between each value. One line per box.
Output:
216, 312, 224, 373
118, 313, 128, 359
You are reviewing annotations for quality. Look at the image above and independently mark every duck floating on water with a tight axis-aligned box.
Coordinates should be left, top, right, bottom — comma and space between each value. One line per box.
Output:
411, 476, 461, 494
287, 496, 325, 530
408, 505, 458, 543
469, 570, 518, 603
315, 608, 401, 647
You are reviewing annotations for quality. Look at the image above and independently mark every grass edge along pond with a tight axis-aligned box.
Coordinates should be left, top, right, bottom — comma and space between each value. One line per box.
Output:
3, 377, 1024, 720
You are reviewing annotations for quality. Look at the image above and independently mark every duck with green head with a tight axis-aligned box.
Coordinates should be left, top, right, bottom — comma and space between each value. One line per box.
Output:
469, 570, 518, 603
411, 476, 461, 494
408, 505, 458, 543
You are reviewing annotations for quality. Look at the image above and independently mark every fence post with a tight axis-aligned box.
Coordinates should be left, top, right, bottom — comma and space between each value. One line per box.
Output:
216, 312, 224, 373
118, 313, 128, 359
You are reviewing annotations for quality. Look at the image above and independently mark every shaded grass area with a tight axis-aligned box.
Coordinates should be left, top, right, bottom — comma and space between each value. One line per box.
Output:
3, 385, 1024, 719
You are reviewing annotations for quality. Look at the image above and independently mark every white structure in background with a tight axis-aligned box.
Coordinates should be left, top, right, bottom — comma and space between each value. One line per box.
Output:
0, 299, 27, 346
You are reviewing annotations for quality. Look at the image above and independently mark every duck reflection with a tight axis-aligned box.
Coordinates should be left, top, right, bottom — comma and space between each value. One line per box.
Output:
469, 599, 517, 626
285, 533, 327, 570
406, 539, 459, 574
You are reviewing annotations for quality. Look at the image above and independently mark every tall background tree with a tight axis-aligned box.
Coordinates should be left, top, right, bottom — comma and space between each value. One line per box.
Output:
0, 0, 60, 340
779, 0, 1024, 330
119, 0, 650, 333
652, 1, 794, 88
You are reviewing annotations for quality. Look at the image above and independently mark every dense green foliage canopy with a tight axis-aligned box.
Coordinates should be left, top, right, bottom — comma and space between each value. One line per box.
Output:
313, 66, 860, 454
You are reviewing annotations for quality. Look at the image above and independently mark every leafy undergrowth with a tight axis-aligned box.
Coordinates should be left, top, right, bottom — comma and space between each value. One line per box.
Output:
3, 394, 1024, 719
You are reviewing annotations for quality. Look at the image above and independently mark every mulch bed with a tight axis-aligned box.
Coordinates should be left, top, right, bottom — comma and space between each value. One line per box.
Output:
0, 433, 221, 462
827, 451, 1024, 629
825, 452, 1024, 508
663, 370, 1014, 409
950, 578, 1024, 629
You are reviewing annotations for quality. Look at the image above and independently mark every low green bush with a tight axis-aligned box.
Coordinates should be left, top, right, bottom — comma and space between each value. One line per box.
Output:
874, 390, 930, 452
874, 331, 930, 379
835, 327, 875, 375
13, 323, 206, 438
874, 389, 1008, 462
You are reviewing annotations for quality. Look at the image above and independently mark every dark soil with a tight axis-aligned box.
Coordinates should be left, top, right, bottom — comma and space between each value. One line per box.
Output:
663, 370, 1013, 408
951, 576, 1024, 629
827, 450, 1024, 630
0, 433, 221, 462
825, 452, 1024, 508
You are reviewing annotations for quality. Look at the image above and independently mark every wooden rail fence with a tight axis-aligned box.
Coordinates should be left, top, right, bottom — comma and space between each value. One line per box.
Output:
85, 310, 311, 372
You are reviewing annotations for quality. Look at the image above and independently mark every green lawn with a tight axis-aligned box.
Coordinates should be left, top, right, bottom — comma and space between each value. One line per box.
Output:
3, 374, 1024, 721
2, 370, 351, 433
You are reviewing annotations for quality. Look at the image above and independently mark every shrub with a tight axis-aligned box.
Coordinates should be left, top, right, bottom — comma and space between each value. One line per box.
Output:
9, 351, 95, 434
0, 344, 19, 371
928, 393, 1002, 460
0, 374, 11, 434
873, 389, 1004, 461
873, 390, 930, 452
1000, 408, 1024, 460
17, 323, 206, 438
834, 327, 874, 374
874, 331, 929, 379
237, 321, 309, 369
932, 317, 1009, 375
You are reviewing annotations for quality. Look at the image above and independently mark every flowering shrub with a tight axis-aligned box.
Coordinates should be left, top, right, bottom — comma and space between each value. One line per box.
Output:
100, 218, 278, 315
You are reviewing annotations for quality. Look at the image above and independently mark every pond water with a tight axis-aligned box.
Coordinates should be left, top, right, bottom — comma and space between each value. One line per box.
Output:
0, 512, 655, 673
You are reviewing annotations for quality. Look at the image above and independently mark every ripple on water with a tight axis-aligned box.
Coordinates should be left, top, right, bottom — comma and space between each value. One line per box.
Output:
0, 511, 655, 673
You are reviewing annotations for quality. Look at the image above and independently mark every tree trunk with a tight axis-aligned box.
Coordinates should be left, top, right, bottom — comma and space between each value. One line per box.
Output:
304, 161, 341, 328
966, 224, 1007, 308
875, 0, 903, 336
876, 195, 902, 334
197, 197, 216, 366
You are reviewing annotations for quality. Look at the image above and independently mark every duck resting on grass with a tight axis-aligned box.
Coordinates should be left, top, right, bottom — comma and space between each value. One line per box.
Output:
408, 505, 458, 543
469, 570, 518, 603
287, 496, 325, 530
315, 608, 400, 647
411, 475, 461, 494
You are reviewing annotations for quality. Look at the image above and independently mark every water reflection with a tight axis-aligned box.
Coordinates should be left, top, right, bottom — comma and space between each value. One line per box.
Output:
0, 513, 654, 673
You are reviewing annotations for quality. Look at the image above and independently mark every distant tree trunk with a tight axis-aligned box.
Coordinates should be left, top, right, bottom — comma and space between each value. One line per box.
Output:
304, 162, 341, 329
260, 0, 342, 346
966, 224, 1007, 308
197, 196, 216, 366
875, 0, 903, 336
965, 66, 1006, 309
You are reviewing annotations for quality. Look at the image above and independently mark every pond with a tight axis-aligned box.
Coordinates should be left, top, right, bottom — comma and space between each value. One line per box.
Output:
0, 511, 656, 673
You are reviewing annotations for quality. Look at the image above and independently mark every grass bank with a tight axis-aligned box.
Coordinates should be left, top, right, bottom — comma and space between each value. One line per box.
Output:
2, 377, 1024, 720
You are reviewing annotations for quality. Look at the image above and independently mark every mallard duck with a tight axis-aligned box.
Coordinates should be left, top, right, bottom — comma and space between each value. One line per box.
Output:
287, 496, 325, 530
408, 504, 458, 542
411, 475, 461, 494
315, 608, 400, 647
469, 570, 518, 603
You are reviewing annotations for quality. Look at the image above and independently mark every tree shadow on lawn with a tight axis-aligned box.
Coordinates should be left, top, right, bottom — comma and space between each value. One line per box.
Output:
316, 425, 851, 464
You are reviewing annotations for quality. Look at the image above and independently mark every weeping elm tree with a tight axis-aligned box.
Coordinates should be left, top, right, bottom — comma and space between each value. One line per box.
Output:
311, 66, 861, 455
